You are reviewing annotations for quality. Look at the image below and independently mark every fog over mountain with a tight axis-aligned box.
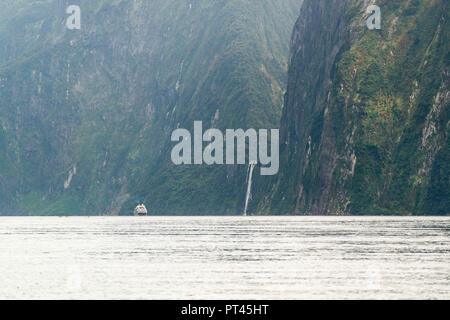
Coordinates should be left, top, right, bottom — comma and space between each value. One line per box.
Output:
0, 0, 448, 216
0, 0, 301, 215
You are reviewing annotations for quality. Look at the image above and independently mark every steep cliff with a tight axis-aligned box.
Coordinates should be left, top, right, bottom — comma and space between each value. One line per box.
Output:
258, 0, 449, 215
2, 0, 447, 216
0, 0, 301, 215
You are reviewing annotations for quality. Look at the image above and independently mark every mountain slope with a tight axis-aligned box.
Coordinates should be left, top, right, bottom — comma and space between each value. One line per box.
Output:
0, 0, 301, 215
257, 0, 449, 215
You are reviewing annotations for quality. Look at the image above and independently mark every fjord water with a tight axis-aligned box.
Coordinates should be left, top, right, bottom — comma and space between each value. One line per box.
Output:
0, 217, 448, 300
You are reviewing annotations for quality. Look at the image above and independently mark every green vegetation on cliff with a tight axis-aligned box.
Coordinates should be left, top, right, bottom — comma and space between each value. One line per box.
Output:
0, 0, 301, 215
1, 0, 447, 216
258, 0, 448, 215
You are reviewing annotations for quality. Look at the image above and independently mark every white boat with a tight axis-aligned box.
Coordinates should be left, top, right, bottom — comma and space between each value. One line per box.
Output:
134, 204, 148, 216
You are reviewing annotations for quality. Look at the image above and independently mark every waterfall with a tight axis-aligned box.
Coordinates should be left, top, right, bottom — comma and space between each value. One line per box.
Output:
243, 161, 257, 216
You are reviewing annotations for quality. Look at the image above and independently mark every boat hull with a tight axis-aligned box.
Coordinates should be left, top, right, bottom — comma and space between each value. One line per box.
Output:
135, 212, 147, 216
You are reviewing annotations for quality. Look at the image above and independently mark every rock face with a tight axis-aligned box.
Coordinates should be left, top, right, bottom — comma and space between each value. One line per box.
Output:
257, 0, 449, 215
0, 0, 301, 215
1, 0, 448, 216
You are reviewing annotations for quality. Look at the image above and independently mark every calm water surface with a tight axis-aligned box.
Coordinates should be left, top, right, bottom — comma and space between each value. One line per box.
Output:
0, 216, 448, 299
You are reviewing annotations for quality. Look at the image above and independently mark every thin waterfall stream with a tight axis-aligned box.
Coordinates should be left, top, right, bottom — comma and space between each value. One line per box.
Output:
243, 161, 257, 216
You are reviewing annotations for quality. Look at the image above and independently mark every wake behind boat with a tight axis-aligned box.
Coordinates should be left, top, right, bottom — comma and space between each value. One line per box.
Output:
134, 204, 148, 216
